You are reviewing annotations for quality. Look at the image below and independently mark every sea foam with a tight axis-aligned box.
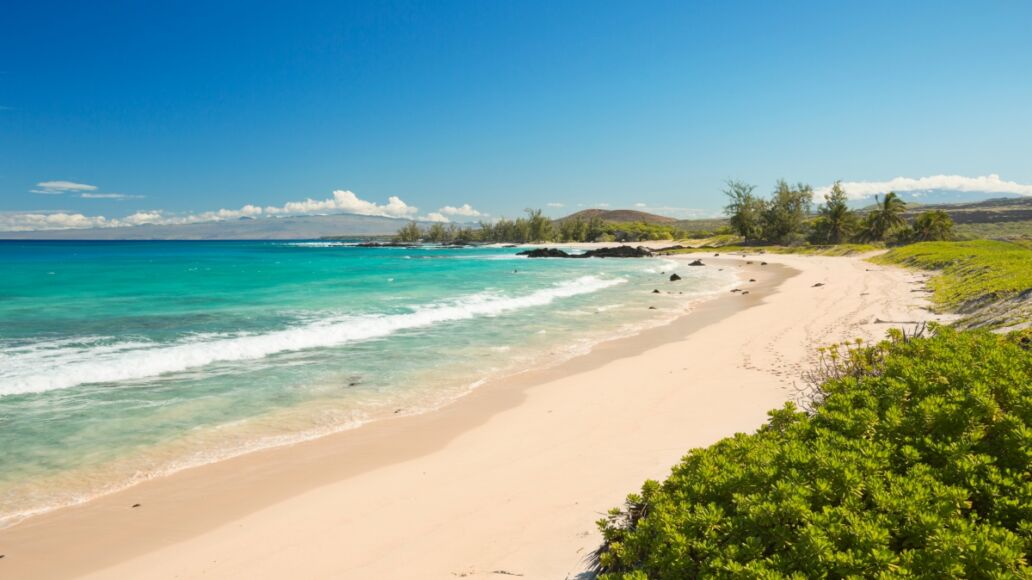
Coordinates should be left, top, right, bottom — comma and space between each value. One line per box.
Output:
0, 275, 624, 396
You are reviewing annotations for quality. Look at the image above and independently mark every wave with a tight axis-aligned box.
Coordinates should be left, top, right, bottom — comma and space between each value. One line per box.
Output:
0, 276, 625, 397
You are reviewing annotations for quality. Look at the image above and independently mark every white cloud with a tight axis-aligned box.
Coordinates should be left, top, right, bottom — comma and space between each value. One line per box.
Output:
634, 202, 647, 208
596, 203, 610, 208
31, 180, 98, 195
546, 202, 565, 208
0, 212, 111, 231
0, 190, 486, 232
437, 203, 483, 218
80, 193, 144, 200
264, 190, 418, 219
818, 174, 1032, 200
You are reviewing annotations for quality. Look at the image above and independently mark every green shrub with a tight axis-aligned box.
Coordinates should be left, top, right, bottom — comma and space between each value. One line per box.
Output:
597, 328, 1032, 578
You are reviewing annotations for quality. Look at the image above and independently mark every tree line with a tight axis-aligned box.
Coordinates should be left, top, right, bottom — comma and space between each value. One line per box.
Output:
724, 179, 955, 245
395, 209, 692, 244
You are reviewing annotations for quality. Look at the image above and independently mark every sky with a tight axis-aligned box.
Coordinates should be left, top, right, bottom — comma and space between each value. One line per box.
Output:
2, 0, 1032, 230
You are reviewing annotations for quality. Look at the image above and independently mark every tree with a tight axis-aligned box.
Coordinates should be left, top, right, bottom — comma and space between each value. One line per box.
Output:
395, 221, 423, 242
524, 208, 554, 242
809, 181, 858, 244
761, 180, 813, 245
425, 222, 449, 243
911, 210, 955, 242
860, 192, 907, 241
723, 180, 765, 243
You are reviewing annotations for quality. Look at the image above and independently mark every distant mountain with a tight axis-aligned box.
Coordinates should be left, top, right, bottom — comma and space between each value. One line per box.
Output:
557, 209, 678, 224
0, 213, 427, 240
847, 190, 1027, 209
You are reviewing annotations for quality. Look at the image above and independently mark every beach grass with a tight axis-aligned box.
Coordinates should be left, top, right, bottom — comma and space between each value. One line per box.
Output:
871, 240, 1032, 311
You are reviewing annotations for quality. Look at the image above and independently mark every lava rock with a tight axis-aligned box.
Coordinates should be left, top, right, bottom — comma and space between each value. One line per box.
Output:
516, 248, 571, 258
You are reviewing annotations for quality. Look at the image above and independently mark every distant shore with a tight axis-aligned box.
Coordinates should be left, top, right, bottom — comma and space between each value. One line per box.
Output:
0, 249, 946, 579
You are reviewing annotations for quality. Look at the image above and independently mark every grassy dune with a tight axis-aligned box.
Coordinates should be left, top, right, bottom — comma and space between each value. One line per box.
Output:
871, 241, 1032, 329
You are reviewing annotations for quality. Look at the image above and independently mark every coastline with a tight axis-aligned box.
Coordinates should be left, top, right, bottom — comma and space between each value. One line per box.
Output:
0, 253, 944, 579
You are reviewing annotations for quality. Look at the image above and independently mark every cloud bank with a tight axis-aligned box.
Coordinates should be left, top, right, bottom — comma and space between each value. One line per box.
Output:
3, 189, 486, 232
818, 174, 1032, 200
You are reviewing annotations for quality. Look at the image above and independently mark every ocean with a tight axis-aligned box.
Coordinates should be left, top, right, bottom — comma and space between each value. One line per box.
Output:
0, 240, 733, 525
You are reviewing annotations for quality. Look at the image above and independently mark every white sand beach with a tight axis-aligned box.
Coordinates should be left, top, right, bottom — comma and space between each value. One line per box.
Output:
0, 252, 946, 579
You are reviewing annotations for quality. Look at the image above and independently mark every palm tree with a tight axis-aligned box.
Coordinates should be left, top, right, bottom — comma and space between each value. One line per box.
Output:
862, 191, 907, 241
911, 210, 955, 241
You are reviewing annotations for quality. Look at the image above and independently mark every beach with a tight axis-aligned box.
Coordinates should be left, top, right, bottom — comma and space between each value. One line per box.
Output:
0, 252, 945, 579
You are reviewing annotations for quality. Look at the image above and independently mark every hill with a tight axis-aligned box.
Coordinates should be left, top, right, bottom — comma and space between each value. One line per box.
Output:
557, 209, 678, 224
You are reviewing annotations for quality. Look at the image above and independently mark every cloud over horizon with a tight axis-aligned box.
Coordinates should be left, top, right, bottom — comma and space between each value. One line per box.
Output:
2, 190, 487, 232
818, 174, 1032, 199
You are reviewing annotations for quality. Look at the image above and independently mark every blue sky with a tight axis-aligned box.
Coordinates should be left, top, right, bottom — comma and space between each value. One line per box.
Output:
2, 0, 1031, 229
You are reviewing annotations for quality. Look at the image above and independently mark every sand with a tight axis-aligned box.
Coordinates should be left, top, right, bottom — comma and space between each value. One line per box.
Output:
0, 252, 945, 579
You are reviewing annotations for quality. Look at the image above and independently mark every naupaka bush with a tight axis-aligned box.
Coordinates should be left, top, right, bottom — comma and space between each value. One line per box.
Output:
596, 327, 1032, 578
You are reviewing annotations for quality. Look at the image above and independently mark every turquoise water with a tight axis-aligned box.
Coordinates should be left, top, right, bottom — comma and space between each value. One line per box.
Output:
0, 240, 732, 524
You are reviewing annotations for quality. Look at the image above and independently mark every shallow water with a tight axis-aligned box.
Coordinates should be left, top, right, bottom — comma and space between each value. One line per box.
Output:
0, 241, 733, 525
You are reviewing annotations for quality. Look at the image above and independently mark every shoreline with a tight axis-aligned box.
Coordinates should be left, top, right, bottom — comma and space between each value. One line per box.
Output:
0, 253, 943, 579
0, 252, 734, 529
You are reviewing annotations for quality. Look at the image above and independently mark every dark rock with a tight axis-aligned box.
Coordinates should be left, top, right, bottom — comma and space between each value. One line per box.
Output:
714, 253, 720, 257
355, 241, 418, 248
502, 244, 518, 248
749, 278, 756, 282
132, 503, 141, 508
648, 306, 657, 310
652, 289, 661, 294
730, 289, 742, 293
742, 291, 750, 295
516, 248, 571, 258
812, 282, 825, 287
518, 245, 652, 259
761, 261, 768, 265
688, 259, 705, 266
581, 245, 653, 258
669, 273, 682, 281
746, 261, 753, 265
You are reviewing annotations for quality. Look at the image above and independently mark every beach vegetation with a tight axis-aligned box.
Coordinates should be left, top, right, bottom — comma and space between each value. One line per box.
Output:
395, 209, 691, 244
809, 181, 858, 244
910, 210, 956, 242
595, 327, 1032, 578
761, 180, 814, 245
871, 240, 1032, 327
859, 192, 908, 242
723, 180, 765, 243
395, 221, 423, 242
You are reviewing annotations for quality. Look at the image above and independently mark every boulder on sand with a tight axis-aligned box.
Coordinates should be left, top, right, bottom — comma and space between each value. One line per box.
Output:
669, 273, 682, 281
688, 259, 705, 266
